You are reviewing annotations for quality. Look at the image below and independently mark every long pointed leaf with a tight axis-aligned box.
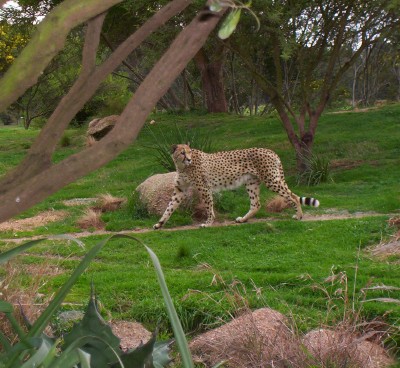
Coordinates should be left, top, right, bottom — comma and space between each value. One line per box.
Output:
20, 339, 53, 368
0, 238, 47, 264
144, 245, 194, 367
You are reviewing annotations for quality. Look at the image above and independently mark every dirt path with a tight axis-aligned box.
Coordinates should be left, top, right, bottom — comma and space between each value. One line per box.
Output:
1, 211, 388, 244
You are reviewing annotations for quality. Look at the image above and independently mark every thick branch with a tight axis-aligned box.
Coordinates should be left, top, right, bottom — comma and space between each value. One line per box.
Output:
81, 13, 106, 76
0, 6, 225, 222
0, 0, 123, 112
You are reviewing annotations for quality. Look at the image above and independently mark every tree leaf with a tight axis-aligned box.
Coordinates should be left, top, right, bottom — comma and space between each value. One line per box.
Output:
218, 9, 241, 40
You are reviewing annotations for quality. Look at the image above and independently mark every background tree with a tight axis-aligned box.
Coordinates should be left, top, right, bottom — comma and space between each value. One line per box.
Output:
229, 0, 400, 171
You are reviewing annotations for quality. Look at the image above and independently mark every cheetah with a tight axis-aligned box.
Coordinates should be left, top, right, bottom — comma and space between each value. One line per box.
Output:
153, 144, 319, 229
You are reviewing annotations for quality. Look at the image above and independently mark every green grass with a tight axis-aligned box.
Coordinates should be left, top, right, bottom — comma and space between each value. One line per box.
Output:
0, 105, 400, 345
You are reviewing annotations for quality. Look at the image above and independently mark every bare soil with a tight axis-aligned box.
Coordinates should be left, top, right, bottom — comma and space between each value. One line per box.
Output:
0, 210, 389, 244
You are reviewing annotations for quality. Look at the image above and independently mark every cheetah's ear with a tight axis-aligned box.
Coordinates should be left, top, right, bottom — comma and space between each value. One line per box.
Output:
186, 141, 190, 147
171, 144, 178, 153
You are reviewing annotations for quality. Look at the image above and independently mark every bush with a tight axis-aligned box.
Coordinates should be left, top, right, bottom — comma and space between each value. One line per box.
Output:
60, 134, 71, 147
143, 121, 213, 172
297, 150, 333, 186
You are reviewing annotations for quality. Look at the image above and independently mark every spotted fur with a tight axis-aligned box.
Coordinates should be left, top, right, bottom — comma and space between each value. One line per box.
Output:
153, 144, 319, 229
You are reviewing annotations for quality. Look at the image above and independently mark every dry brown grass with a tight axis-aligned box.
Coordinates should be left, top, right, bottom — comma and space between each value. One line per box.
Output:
92, 193, 126, 213
85, 135, 97, 147
187, 269, 397, 368
76, 208, 105, 230
368, 216, 400, 261
0, 210, 67, 232
265, 196, 291, 213
0, 261, 57, 345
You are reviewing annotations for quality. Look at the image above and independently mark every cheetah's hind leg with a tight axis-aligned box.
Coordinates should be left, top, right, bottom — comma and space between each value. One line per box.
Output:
235, 179, 261, 223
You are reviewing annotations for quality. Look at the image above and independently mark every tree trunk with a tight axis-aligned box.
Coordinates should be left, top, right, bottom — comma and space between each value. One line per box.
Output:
194, 45, 227, 113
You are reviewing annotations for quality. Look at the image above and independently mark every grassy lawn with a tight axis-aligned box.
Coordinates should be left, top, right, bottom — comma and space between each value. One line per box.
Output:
0, 105, 399, 349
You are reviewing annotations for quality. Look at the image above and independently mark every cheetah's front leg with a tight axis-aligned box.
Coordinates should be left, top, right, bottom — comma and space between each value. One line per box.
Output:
153, 188, 187, 229
199, 188, 215, 228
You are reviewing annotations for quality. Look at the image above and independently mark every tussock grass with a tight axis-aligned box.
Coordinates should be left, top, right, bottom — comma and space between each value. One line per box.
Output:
93, 193, 126, 213
76, 208, 104, 230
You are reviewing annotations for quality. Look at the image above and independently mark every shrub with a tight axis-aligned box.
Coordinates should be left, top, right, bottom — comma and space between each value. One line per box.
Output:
60, 134, 71, 147
143, 121, 213, 172
297, 150, 333, 186
128, 191, 151, 220
77, 208, 105, 230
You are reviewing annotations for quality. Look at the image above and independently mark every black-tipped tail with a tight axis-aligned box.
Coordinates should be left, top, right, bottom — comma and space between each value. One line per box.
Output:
300, 197, 320, 207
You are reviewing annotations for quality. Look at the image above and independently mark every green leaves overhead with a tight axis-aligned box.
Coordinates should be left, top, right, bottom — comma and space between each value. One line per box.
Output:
218, 8, 242, 39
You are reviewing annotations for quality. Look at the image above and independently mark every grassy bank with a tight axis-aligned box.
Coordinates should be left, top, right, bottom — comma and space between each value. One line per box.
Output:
0, 105, 399, 349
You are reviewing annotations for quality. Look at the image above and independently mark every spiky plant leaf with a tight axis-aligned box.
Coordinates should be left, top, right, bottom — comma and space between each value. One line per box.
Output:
114, 332, 156, 368
62, 292, 121, 368
152, 341, 173, 367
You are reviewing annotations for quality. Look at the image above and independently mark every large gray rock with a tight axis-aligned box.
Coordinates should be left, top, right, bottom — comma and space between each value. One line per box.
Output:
135, 172, 205, 219
87, 115, 119, 140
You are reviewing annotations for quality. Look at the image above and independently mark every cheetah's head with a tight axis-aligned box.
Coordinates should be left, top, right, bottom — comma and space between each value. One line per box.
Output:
171, 144, 192, 170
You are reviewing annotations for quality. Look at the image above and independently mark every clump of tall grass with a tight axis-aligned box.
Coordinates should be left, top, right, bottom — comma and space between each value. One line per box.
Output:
93, 193, 126, 213
143, 120, 213, 172
76, 208, 104, 229
297, 149, 333, 186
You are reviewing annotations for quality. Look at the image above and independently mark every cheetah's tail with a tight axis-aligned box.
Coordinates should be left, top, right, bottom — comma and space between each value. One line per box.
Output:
299, 197, 320, 207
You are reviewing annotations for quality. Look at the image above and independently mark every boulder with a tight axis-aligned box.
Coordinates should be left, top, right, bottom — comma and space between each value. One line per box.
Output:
87, 115, 119, 140
135, 172, 205, 219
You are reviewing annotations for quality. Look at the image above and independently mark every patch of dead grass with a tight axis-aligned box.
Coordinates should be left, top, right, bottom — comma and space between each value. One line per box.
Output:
368, 216, 400, 261
92, 193, 126, 213
76, 208, 105, 230
0, 210, 67, 232
0, 261, 56, 345
265, 196, 291, 213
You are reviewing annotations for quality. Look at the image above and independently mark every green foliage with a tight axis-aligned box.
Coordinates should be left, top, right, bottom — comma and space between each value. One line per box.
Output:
297, 150, 333, 186
60, 134, 71, 147
176, 244, 191, 259
218, 8, 242, 40
0, 107, 400, 358
0, 235, 195, 367
128, 190, 151, 220
143, 121, 213, 172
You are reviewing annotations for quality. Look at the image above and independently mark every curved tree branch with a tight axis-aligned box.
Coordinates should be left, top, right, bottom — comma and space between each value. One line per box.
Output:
0, 0, 191, 194
81, 13, 106, 76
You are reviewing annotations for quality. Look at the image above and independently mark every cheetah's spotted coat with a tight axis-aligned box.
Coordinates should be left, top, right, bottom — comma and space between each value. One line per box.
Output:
153, 144, 319, 229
